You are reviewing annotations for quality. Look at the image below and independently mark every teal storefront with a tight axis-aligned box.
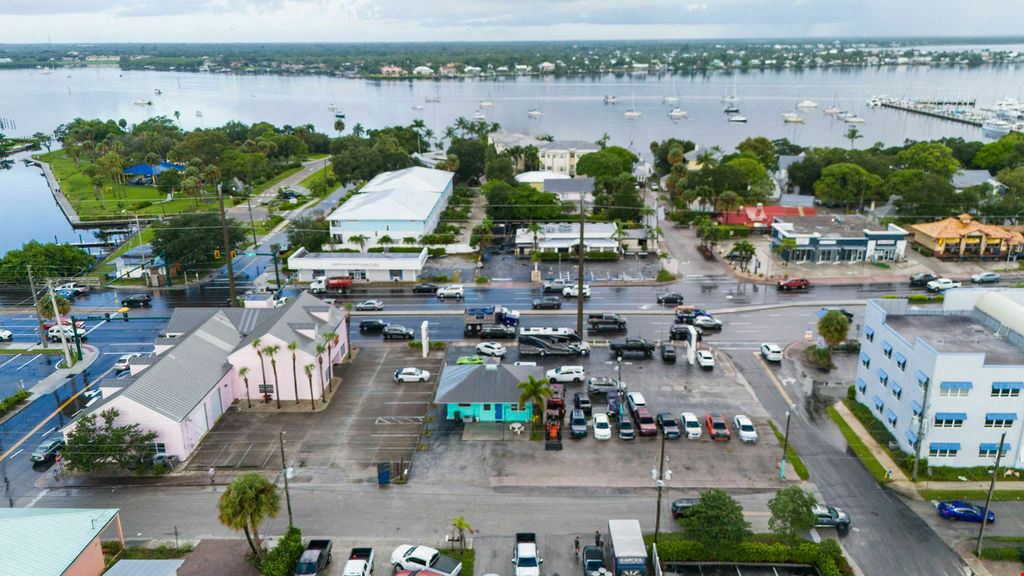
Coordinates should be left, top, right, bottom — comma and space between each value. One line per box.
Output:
435, 364, 544, 423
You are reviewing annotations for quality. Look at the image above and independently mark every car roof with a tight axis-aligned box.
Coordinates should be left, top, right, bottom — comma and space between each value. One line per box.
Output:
681, 411, 698, 420
629, 392, 645, 401
571, 409, 585, 418
593, 413, 609, 422
735, 414, 752, 423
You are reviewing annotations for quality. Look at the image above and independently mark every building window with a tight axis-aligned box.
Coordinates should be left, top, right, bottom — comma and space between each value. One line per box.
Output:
389, 269, 403, 281
878, 369, 889, 387
882, 341, 893, 358
860, 352, 870, 369
350, 269, 367, 280
856, 378, 867, 394
916, 371, 930, 388
984, 414, 1016, 428
872, 395, 884, 414
992, 382, 1023, 398
892, 384, 902, 400
929, 447, 959, 458
258, 384, 275, 394
483, 404, 492, 411
933, 414, 965, 428
939, 382, 972, 397
154, 442, 166, 454
886, 409, 898, 427
894, 352, 907, 371
864, 326, 874, 342
979, 444, 1010, 458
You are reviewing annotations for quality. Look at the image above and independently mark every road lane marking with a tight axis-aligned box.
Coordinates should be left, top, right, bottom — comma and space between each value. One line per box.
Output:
10, 449, 22, 459
16, 354, 42, 370
26, 489, 48, 508
84, 320, 108, 335
0, 365, 115, 464
42, 427, 56, 437
752, 352, 795, 406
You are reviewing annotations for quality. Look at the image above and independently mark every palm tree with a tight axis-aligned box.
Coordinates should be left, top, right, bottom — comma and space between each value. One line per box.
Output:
304, 363, 317, 411
321, 331, 338, 393
732, 240, 757, 272
845, 126, 863, 150
349, 234, 368, 252
252, 339, 268, 403
352, 123, 365, 138
217, 472, 281, 560
527, 222, 542, 254
315, 343, 328, 399
262, 344, 281, 409
451, 516, 474, 551
818, 310, 851, 349
173, 110, 181, 125
402, 236, 418, 245
716, 191, 741, 224
288, 341, 300, 405
378, 235, 394, 247
696, 148, 719, 171
334, 118, 346, 136
517, 375, 552, 422
238, 366, 252, 409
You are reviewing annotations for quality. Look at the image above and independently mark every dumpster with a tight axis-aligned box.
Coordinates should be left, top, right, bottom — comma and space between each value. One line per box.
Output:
377, 462, 391, 486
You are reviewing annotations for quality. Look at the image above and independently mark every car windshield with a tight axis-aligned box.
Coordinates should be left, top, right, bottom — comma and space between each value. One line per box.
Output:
712, 421, 726, 430
741, 424, 755, 432
518, 557, 538, 567
685, 420, 699, 428
639, 415, 654, 424
595, 420, 609, 429
295, 561, 318, 574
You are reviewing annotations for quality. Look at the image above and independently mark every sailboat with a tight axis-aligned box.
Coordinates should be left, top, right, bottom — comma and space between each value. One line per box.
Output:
723, 104, 740, 114
796, 99, 818, 109
411, 104, 424, 111
844, 114, 865, 124
721, 78, 740, 104
133, 99, 153, 106
623, 93, 642, 119
472, 111, 487, 121
528, 100, 543, 118
728, 115, 748, 123
782, 112, 805, 123
604, 95, 620, 105
668, 108, 688, 120
425, 92, 441, 103
479, 100, 494, 109
154, 89, 162, 96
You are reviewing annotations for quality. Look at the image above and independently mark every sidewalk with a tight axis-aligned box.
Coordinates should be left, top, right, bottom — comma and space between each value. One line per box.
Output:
0, 344, 99, 429
831, 401, 916, 495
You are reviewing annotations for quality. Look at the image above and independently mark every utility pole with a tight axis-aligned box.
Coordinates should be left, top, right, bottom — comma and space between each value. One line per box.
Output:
653, 432, 671, 544
45, 280, 72, 368
246, 196, 258, 247
912, 379, 931, 482
779, 409, 792, 481
976, 430, 1006, 558
279, 431, 294, 527
217, 184, 238, 306
26, 266, 47, 348
576, 192, 585, 336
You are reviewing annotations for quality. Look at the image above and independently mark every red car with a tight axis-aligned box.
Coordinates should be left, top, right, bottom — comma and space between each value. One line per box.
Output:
42, 317, 85, 331
705, 413, 731, 441
635, 407, 658, 437
777, 277, 810, 291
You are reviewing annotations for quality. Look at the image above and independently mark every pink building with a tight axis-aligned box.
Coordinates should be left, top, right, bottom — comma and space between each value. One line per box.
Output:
64, 292, 348, 461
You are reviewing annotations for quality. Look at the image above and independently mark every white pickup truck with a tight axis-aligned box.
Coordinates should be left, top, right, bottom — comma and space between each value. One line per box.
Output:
513, 533, 543, 576
342, 547, 374, 576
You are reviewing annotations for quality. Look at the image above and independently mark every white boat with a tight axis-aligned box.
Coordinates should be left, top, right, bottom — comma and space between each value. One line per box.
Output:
823, 106, 842, 115
782, 112, 805, 123
479, 100, 494, 109
836, 110, 852, 119
604, 95, 620, 105
411, 104, 424, 111
728, 115, 748, 123
982, 119, 1013, 138
133, 99, 153, 106
425, 94, 441, 103
154, 89, 162, 96
668, 108, 688, 120
844, 115, 865, 124
796, 99, 818, 108
723, 104, 740, 114
865, 97, 883, 108
624, 110, 642, 119
40, 68, 52, 75
472, 111, 487, 121
528, 109, 543, 119
327, 103, 338, 111
663, 95, 679, 104
721, 79, 740, 104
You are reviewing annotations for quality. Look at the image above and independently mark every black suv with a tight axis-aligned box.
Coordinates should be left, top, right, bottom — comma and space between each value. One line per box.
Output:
532, 296, 562, 310
382, 325, 415, 340
660, 343, 677, 362
909, 272, 939, 287
671, 498, 700, 519
121, 294, 152, 308
669, 324, 703, 341
574, 392, 592, 417
479, 324, 516, 339
569, 409, 588, 439
412, 282, 439, 294
656, 292, 684, 304
359, 319, 388, 333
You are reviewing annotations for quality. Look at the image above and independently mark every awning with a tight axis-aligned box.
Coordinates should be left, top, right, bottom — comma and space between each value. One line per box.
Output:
911, 400, 922, 416
934, 412, 966, 421
986, 412, 1018, 421
865, 326, 875, 338
885, 408, 898, 422
993, 382, 1024, 391
891, 381, 902, 395
916, 371, 930, 386
882, 341, 893, 354
980, 443, 1011, 453
860, 352, 871, 364
929, 442, 961, 451
940, 381, 973, 390
878, 368, 889, 383
894, 352, 907, 364
856, 377, 867, 391
906, 429, 918, 445
873, 395, 884, 409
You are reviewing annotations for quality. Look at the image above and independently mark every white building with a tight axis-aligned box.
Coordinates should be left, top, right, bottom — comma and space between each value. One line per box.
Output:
514, 222, 619, 257
412, 66, 433, 76
489, 131, 599, 177
288, 247, 428, 283
515, 170, 568, 190
855, 290, 1024, 469
538, 62, 556, 73
326, 167, 454, 249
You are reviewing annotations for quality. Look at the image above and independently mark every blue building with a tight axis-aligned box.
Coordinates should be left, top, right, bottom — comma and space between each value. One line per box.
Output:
855, 290, 1024, 469
771, 214, 908, 263
435, 363, 544, 423
327, 167, 454, 250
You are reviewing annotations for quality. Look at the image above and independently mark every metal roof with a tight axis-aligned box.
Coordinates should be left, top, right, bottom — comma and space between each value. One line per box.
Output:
122, 312, 242, 422
434, 363, 544, 404
106, 559, 184, 576
543, 177, 595, 193
0, 508, 119, 576
235, 292, 345, 357
165, 307, 277, 336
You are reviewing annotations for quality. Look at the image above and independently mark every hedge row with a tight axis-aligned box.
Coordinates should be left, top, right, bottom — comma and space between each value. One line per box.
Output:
0, 389, 30, 418
979, 546, 1023, 561
420, 233, 456, 245
534, 251, 619, 261
655, 539, 850, 576
259, 526, 303, 576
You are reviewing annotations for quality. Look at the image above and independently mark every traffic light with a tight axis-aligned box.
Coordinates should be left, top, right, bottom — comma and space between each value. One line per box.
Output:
214, 249, 221, 259
230, 250, 237, 258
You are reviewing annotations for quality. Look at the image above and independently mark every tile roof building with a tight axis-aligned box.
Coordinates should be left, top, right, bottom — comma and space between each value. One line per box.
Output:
720, 204, 817, 229
909, 214, 1024, 260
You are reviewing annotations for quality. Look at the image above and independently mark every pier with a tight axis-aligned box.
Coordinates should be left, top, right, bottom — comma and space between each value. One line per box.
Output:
914, 99, 976, 107
879, 101, 983, 127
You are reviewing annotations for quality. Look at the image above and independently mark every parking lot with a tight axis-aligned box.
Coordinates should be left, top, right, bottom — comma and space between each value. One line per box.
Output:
188, 346, 445, 482
413, 342, 786, 491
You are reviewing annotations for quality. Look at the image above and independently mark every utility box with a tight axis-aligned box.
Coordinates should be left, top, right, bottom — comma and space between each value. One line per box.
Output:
377, 463, 391, 486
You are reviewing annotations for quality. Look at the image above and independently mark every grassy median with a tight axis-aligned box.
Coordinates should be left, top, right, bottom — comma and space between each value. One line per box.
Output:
767, 419, 809, 480
827, 405, 890, 484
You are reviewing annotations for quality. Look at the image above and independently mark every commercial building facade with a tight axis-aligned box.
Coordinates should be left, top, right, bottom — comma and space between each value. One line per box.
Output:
288, 247, 428, 283
490, 131, 598, 176
435, 363, 543, 423
909, 214, 1023, 260
514, 222, 620, 257
854, 290, 1024, 469
771, 215, 908, 263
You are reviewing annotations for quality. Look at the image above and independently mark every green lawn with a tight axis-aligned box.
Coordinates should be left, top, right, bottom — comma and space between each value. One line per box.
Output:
253, 165, 303, 194
767, 420, 809, 480
919, 489, 1024, 502
298, 168, 334, 192
828, 405, 890, 483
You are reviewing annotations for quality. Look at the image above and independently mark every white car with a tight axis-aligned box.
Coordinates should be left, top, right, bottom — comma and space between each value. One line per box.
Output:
47, 325, 86, 342
693, 315, 723, 330
391, 545, 460, 575
734, 415, 758, 443
437, 285, 465, 298
760, 343, 784, 362
680, 412, 703, 439
926, 278, 961, 292
0, 328, 12, 342
56, 282, 90, 295
593, 413, 612, 440
546, 365, 586, 383
355, 299, 384, 311
476, 342, 507, 357
114, 352, 144, 372
561, 284, 591, 298
696, 350, 715, 369
627, 391, 647, 413
394, 367, 431, 383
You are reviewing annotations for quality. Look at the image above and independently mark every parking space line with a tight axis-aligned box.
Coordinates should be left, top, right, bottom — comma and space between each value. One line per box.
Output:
0, 355, 22, 369
16, 354, 42, 370
10, 449, 22, 459
26, 488, 48, 508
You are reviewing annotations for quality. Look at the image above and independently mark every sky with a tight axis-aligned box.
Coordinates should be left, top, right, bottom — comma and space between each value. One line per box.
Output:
2, 0, 1023, 43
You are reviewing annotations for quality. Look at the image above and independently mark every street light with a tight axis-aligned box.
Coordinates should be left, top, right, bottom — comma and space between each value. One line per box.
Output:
779, 409, 792, 481
652, 433, 672, 544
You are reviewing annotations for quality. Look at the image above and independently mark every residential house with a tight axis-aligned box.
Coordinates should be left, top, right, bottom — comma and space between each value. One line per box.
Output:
952, 169, 1005, 193
854, 290, 1024, 468
515, 170, 568, 190
380, 65, 405, 77
722, 204, 817, 232
771, 214, 909, 263
435, 363, 544, 422
288, 247, 428, 283
412, 66, 433, 76
63, 293, 347, 461
538, 61, 556, 73
439, 62, 459, 76
490, 131, 599, 176
112, 243, 165, 282
909, 214, 1024, 260
543, 177, 595, 212
327, 167, 454, 249
0, 508, 123, 576
514, 222, 620, 257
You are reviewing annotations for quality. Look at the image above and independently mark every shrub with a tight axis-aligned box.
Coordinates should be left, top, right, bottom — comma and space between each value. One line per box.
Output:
427, 248, 447, 258
717, 225, 750, 238
656, 270, 676, 282
805, 346, 833, 370
0, 389, 30, 418
368, 246, 425, 253
534, 251, 619, 261
474, 275, 489, 284
133, 201, 153, 210
847, 384, 856, 401
978, 546, 1024, 561
912, 243, 935, 257
408, 340, 447, 350
428, 275, 450, 282
420, 233, 455, 245
259, 526, 304, 576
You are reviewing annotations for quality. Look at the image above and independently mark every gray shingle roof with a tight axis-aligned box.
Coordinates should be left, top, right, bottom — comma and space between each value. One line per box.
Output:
122, 312, 242, 422
0, 508, 119, 576
434, 364, 544, 404
236, 292, 345, 356
543, 177, 595, 193
952, 169, 993, 189
105, 559, 185, 576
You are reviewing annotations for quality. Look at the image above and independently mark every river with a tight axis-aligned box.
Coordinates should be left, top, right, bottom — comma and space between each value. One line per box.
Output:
1, 63, 1023, 254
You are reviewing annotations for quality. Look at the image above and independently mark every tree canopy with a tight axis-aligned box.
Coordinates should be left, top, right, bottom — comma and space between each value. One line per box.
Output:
63, 408, 158, 473
286, 216, 331, 253
483, 180, 564, 222
576, 146, 637, 180
151, 212, 247, 269
768, 486, 818, 545
0, 241, 95, 284
813, 163, 883, 209
680, 489, 751, 553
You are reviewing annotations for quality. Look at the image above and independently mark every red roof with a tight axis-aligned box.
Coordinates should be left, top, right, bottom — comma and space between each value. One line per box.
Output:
721, 205, 816, 227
